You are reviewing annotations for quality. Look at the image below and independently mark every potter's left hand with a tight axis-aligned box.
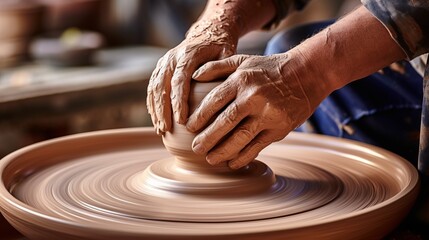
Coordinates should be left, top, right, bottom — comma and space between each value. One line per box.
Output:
186, 53, 330, 169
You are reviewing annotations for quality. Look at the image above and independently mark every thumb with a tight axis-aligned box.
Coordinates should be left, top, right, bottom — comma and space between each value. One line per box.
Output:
192, 55, 248, 82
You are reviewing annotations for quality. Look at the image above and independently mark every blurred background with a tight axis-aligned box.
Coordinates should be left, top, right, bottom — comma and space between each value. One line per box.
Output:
0, 0, 360, 158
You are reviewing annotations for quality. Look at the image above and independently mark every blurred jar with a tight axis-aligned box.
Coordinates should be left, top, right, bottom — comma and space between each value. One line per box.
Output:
0, 0, 43, 67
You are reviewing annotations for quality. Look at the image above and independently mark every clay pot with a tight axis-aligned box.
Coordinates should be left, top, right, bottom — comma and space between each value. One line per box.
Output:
0, 0, 43, 66
0, 1, 43, 40
162, 81, 225, 170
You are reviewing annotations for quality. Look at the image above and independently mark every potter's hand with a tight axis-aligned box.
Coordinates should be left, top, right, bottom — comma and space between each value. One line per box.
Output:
146, 20, 238, 135
187, 53, 329, 169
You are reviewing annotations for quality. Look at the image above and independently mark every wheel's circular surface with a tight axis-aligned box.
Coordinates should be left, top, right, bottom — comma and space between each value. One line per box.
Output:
0, 128, 419, 240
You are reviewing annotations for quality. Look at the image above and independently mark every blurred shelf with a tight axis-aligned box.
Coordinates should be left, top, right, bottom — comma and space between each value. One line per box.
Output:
0, 46, 167, 103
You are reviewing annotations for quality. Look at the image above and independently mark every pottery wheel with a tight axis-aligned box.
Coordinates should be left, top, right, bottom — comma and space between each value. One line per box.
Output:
0, 127, 419, 240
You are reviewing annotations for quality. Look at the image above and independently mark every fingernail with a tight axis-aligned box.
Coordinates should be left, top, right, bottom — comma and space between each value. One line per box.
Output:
192, 69, 201, 79
206, 155, 219, 165
192, 141, 205, 154
186, 123, 196, 133
185, 124, 194, 132
186, 121, 197, 132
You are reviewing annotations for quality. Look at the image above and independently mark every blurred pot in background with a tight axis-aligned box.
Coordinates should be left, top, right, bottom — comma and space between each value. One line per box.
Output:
31, 28, 104, 67
28, 0, 105, 67
0, 0, 43, 67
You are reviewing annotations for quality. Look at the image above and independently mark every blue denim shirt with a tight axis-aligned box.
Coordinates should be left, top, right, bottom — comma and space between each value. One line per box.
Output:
362, 0, 429, 174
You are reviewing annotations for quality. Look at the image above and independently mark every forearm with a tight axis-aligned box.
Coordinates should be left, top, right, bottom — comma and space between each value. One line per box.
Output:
190, 0, 277, 40
287, 6, 407, 106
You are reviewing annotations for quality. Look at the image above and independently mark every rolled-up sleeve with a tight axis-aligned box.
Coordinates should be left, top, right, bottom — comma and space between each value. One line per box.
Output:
362, 0, 429, 59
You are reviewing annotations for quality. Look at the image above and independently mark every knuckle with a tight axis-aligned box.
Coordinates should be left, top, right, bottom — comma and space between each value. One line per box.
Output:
221, 101, 249, 124
233, 71, 246, 80
229, 102, 240, 115
182, 44, 194, 54
165, 49, 176, 59
199, 108, 215, 124
215, 146, 233, 158
222, 105, 239, 124
237, 54, 250, 63
237, 128, 253, 140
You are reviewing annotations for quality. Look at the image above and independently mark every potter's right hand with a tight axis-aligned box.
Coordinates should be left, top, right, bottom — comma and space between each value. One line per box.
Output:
186, 52, 334, 169
147, 20, 238, 135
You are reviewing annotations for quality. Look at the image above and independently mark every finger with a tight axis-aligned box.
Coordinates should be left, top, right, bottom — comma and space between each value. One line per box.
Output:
146, 89, 159, 132
170, 56, 201, 124
151, 55, 175, 133
191, 99, 251, 156
157, 88, 172, 134
146, 57, 164, 124
192, 55, 248, 81
186, 80, 237, 132
206, 117, 262, 165
146, 79, 156, 126
228, 130, 280, 169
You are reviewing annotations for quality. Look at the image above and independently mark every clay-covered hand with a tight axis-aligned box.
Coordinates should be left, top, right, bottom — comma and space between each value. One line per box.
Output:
146, 20, 238, 135
187, 53, 330, 169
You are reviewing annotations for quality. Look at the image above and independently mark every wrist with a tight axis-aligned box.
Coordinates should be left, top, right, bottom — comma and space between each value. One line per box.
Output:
188, 0, 276, 42
185, 18, 239, 50
187, 18, 239, 40
282, 49, 334, 111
